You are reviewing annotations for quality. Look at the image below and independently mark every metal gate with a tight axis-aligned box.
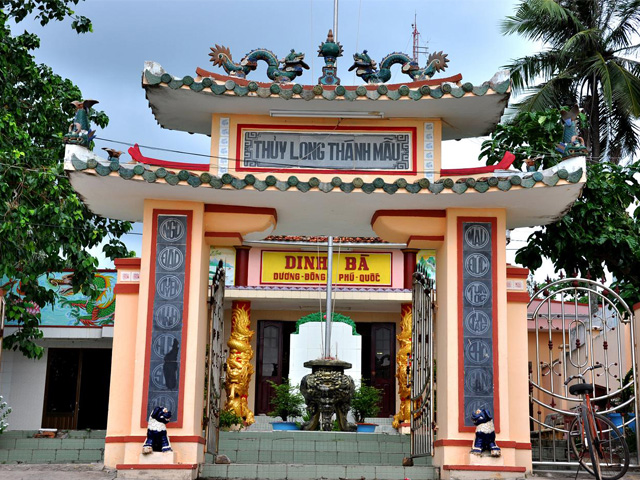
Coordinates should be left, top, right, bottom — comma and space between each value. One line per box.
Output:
529, 278, 639, 467
205, 261, 226, 455
410, 264, 436, 457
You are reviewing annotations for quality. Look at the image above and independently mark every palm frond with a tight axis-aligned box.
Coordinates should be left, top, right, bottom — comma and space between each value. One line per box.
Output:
605, 0, 640, 50
608, 60, 640, 117
501, 0, 582, 46
505, 51, 567, 90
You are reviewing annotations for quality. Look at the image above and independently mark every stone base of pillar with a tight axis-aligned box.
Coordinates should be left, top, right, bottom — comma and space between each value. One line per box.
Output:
116, 464, 198, 480
138, 451, 176, 464
441, 464, 526, 480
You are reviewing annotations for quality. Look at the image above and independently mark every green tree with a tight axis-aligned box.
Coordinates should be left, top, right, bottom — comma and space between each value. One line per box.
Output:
503, 0, 640, 161
0, 2, 132, 358
483, 1, 640, 302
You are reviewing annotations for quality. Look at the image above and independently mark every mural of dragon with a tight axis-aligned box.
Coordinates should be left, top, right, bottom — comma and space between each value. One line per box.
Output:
393, 303, 413, 429
1, 272, 116, 326
349, 50, 449, 84
50, 273, 116, 326
224, 301, 255, 425
209, 45, 309, 82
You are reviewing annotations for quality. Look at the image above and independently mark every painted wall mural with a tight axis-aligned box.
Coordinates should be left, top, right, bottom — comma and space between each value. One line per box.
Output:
417, 249, 436, 281
209, 247, 236, 287
2, 272, 116, 326
460, 221, 495, 428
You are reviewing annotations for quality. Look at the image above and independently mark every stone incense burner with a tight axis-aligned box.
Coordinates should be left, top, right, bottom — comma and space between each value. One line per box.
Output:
300, 359, 356, 431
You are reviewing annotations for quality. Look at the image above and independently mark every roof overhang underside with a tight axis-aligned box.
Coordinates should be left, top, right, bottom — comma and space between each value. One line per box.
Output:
143, 77, 510, 141
68, 169, 584, 237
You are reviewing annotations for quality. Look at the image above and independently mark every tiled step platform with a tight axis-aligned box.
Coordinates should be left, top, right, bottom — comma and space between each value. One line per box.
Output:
0, 429, 106, 464
201, 430, 437, 480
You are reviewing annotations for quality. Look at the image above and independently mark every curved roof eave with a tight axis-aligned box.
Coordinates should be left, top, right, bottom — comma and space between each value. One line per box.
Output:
141, 62, 511, 141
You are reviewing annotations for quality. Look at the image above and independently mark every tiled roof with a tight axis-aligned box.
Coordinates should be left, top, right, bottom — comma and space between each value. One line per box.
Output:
69, 155, 584, 194
264, 235, 387, 243
143, 68, 510, 102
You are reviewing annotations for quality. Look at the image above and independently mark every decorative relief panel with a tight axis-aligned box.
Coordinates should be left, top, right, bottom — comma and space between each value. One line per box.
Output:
461, 222, 494, 427
146, 214, 189, 422
423, 123, 435, 182
218, 117, 229, 175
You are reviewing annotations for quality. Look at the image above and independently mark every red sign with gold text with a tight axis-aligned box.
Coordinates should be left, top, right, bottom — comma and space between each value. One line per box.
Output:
260, 251, 392, 286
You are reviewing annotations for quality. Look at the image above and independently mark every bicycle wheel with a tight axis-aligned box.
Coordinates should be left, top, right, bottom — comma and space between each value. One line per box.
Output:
569, 413, 629, 480
584, 409, 602, 480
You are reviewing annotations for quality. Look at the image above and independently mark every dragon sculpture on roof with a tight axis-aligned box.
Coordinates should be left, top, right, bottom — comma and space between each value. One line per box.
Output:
209, 45, 309, 82
349, 50, 449, 84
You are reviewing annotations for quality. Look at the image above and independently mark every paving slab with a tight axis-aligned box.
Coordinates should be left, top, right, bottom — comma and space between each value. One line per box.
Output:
0, 463, 116, 480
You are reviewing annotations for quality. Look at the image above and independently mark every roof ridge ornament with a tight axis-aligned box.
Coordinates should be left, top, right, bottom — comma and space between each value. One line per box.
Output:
208, 45, 309, 83
317, 29, 344, 86
349, 50, 449, 84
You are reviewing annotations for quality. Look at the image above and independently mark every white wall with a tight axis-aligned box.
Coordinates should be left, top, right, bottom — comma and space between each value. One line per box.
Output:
0, 337, 113, 431
0, 349, 48, 430
289, 321, 362, 388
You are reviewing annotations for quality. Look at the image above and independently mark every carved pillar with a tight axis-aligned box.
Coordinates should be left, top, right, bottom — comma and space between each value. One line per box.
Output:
224, 300, 255, 425
393, 302, 412, 429
402, 249, 419, 290
234, 246, 250, 287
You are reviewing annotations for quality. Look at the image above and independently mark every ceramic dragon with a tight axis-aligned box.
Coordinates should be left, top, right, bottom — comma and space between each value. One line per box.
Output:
209, 45, 309, 82
349, 50, 449, 84
392, 303, 412, 429
224, 301, 255, 425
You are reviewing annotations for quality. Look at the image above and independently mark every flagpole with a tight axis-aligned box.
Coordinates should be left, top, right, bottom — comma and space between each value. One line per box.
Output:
324, 236, 333, 358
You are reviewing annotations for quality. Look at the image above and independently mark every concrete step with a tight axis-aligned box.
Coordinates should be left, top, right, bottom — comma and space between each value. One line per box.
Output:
216, 431, 422, 466
199, 463, 438, 480
245, 415, 400, 435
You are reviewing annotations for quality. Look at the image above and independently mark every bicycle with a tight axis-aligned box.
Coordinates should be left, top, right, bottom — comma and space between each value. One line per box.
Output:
565, 364, 630, 480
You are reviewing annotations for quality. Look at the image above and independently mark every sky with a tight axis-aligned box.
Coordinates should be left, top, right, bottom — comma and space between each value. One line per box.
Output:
14, 0, 555, 278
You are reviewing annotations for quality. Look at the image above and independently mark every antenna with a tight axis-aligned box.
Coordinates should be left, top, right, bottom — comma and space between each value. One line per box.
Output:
412, 13, 429, 64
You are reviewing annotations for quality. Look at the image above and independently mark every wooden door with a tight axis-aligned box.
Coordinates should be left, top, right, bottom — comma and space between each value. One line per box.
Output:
255, 321, 284, 415
371, 323, 396, 418
42, 349, 82, 430
77, 349, 112, 429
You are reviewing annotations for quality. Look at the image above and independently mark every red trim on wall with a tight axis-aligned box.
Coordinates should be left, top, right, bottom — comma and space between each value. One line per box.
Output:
195, 67, 463, 90
117, 464, 197, 470
443, 465, 526, 473
205, 232, 243, 241
114, 284, 140, 295
106, 435, 205, 444
235, 124, 417, 175
506, 266, 529, 278
507, 291, 530, 303
204, 204, 277, 222
434, 439, 470, 447
440, 152, 516, 176
140, 209, 193, 429
407, 235, 445, 243
633, 302, 640, 312
114, 258, 142, 268
457, 217, 500, 434
371, 209, 446, 226
128, 144, 209, 171
433, 439, 531, 449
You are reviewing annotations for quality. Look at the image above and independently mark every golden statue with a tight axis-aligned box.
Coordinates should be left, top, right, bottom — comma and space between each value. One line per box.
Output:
392, 303, 412, 429
224, 300, 255, 425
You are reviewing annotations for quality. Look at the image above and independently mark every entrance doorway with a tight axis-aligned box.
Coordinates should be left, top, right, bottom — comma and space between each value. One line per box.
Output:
360, 322, 396, 418
255, 321, 296, 415
42, 348, 112, 430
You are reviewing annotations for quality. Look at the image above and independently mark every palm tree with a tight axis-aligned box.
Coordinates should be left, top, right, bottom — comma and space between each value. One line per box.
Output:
503, 0, 640, 162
